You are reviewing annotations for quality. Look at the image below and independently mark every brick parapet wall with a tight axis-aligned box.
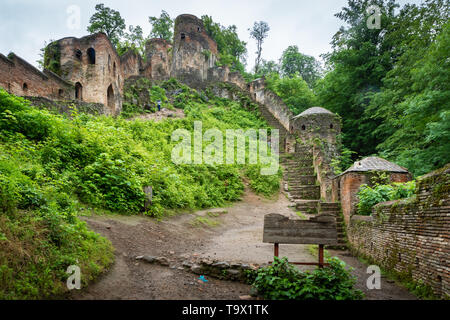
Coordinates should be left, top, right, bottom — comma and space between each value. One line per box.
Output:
0, 53, 74, 100
348, 164, 450, 298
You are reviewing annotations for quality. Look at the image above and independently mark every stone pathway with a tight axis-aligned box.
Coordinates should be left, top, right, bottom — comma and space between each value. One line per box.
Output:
71, 187, 418, 300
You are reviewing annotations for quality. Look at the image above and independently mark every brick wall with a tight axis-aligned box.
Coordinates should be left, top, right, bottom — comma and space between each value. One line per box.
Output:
347, 164, 450, 298
340, 171, 412, 225
0, 53, 73, 100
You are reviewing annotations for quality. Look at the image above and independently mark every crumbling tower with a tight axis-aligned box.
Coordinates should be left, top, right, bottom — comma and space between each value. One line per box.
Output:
171, 14, 219, 87
45, 33, 122, 115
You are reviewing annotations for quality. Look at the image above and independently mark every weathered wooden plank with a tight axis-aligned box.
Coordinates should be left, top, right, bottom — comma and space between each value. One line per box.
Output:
263, 213, 338, 245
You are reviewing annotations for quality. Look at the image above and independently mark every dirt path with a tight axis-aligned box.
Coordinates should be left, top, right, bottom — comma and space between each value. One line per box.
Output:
70, 187, 417, 300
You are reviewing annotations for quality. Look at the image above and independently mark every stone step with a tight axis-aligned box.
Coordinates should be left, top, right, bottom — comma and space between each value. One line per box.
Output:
294, 151, 313, 157
284, 163, 314, 168
286, 175, 316, 185
283, 159, 314, 165
288, 183, 319, 189
295, 200, 319, 214
295, 148, 312, 154
285, 168, 315, 175
320, 203, 341, 209
288, 186, 320, 200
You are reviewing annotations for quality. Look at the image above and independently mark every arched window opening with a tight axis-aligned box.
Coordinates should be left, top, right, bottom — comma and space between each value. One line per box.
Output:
87, 48, 96, 64
75, 49, 82, 60
75, 82, 83, 100
113, 62, 116, 76
108, 55, 111, 71
197, 27, 201, 32
301, 125, 306, 131
330, 124, 334, 129
58, 89, 64, 98
23, 83, 28, 92
181, 33, 186, 40
107, 84, 115, 111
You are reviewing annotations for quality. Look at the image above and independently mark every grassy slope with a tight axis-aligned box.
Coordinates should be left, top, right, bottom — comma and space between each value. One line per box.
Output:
0, 79, 281, 299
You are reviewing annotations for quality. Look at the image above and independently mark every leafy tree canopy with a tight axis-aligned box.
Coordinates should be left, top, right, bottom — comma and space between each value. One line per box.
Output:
149, 10, 174, 42
280, 45, 322, 88
202, 15, 247, 73
87, 3, 126, 47
266, 73, 317, 115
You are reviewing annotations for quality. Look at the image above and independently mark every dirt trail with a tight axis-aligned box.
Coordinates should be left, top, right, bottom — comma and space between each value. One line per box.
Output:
71, 187, 417, 300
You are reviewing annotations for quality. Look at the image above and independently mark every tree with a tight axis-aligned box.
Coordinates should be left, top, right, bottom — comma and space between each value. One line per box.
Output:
316, 0, 399, 157
367, 1, 450, 175
87, 3, 126, 47
202, 15, 247, 73
316, 0, 449, 175
280, 45, 322, 88
258, 60, 280, 77
149, 10, 174, 42
117, 25, 146, 57
249, 21, 270, 73
36, 39, 53, 70
265, 73, 317, 115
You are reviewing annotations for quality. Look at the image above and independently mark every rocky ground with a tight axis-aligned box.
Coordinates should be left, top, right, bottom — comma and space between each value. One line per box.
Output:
70, 187, 417, 300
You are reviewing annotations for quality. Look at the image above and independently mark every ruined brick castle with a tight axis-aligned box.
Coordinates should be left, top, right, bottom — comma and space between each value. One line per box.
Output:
1, 13, 447, 298
0, 14, 246, 115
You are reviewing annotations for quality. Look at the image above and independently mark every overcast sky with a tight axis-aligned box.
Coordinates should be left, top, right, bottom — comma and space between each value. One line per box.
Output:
0, 0, 423, 71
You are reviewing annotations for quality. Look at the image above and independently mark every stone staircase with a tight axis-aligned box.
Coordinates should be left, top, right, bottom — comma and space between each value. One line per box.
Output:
257, 101, 347, 249
316, 202, 347, 248
258, 104, 289, 153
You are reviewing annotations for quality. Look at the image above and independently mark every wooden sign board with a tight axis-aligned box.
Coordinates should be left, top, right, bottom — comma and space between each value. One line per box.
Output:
263, 213, 338, 245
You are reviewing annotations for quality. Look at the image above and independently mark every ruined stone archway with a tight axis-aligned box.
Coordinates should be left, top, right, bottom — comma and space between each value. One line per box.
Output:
107, 84, 115, 112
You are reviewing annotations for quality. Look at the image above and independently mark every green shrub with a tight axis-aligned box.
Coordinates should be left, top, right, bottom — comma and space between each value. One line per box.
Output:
251, 257, 364, 300
0, 76, 284, 299
79, 153, 145, 213
0, 85, 281, 216
245, 165, 281, 197
357, 181, 416, 215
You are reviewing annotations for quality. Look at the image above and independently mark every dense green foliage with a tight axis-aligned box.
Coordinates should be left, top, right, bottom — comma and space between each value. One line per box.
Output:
265, 73, 317, 115
357, 181, 416, 215
0, 79, 282, 297
201, 15, 247, 73
0, 93, 114, 299
0, 80, 280, 216
370, 20, 450, 176
316, 0, 449, 175
251, 257, 364, 300
280, 45, 322, 88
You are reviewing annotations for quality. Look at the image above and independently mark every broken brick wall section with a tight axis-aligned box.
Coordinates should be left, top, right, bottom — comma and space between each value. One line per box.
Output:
347, 164, 450, 298
0, 53, 74, 100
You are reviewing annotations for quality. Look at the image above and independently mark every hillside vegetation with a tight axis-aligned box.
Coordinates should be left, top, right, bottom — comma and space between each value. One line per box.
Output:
0, 79, 281, 299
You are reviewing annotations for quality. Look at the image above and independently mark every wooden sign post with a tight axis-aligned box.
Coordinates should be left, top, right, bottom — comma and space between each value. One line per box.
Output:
263, 213, 338, 268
